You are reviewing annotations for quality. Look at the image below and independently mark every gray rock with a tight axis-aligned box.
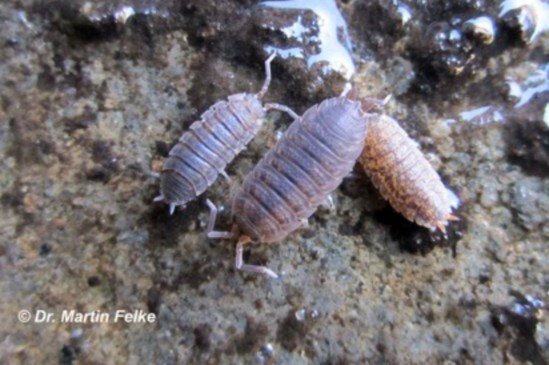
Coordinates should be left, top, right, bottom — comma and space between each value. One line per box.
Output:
0, 0, 547, 364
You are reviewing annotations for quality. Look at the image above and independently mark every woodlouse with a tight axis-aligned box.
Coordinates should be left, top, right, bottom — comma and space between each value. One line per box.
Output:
154, 54, 291, 214
207, 95, 378, 278
358, 114, 459, 232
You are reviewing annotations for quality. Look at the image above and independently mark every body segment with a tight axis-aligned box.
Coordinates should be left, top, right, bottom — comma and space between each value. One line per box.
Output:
359, 115, 458, 231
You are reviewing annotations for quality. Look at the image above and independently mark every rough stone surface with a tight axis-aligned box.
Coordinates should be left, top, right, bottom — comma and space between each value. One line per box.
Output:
0, 1, 547, 364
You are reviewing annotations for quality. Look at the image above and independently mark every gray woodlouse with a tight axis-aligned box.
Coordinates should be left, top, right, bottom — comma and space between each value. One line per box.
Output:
154, 54, 291, 214
358, 114, 459, 232
206, 95, 378, 278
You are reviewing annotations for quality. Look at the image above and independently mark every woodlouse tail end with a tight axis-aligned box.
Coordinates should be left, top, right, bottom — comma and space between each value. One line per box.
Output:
169, 203, 179, 215
154, 195, 185, 215
447, 213, 460, 222
436, 222, 448, 234
436, 214, 459, 234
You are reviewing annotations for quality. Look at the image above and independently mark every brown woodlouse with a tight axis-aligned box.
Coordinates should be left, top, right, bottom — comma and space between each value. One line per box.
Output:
154, 54, 292, 214
206, 95, 379, 278
358, 114, 459, 232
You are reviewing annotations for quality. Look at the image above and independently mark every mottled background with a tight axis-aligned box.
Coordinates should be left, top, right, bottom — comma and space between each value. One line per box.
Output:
0, 0, 547, 364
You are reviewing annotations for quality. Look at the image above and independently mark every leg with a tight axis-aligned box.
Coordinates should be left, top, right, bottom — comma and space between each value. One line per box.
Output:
205, 199, 233, 239
256, 53, 276, 99
300, 218, 309, 228
220, 170, 231, 182
320, 194, 335, 211
344, 171, 360, 180
381, 94, 392, 106
169, 203, 179, 215
265, 103, 300, 120
265, 130, 284, 149
235, 236, 279, 279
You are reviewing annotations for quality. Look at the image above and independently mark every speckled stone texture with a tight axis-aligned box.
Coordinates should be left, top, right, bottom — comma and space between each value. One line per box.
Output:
0, 1, 547, 364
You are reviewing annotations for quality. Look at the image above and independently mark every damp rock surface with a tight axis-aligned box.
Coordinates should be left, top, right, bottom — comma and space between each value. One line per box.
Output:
0, 1, 547, 364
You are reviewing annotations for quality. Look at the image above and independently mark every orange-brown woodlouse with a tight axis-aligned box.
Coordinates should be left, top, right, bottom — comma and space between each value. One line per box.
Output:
359, 114, 459, 232
206, 95, 379, 278
154, 54, 293, 214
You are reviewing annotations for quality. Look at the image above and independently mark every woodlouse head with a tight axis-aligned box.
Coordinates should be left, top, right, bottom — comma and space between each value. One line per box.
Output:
229, 93, 267, 125
327, 98, 370, 142
342, 84, 391, 114
360, 94, 392, 114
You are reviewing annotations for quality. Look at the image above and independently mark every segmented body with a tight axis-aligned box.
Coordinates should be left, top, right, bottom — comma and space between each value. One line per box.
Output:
160, 94, 266, 208
358, 115, 458, 231
232, 97, 373, 243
